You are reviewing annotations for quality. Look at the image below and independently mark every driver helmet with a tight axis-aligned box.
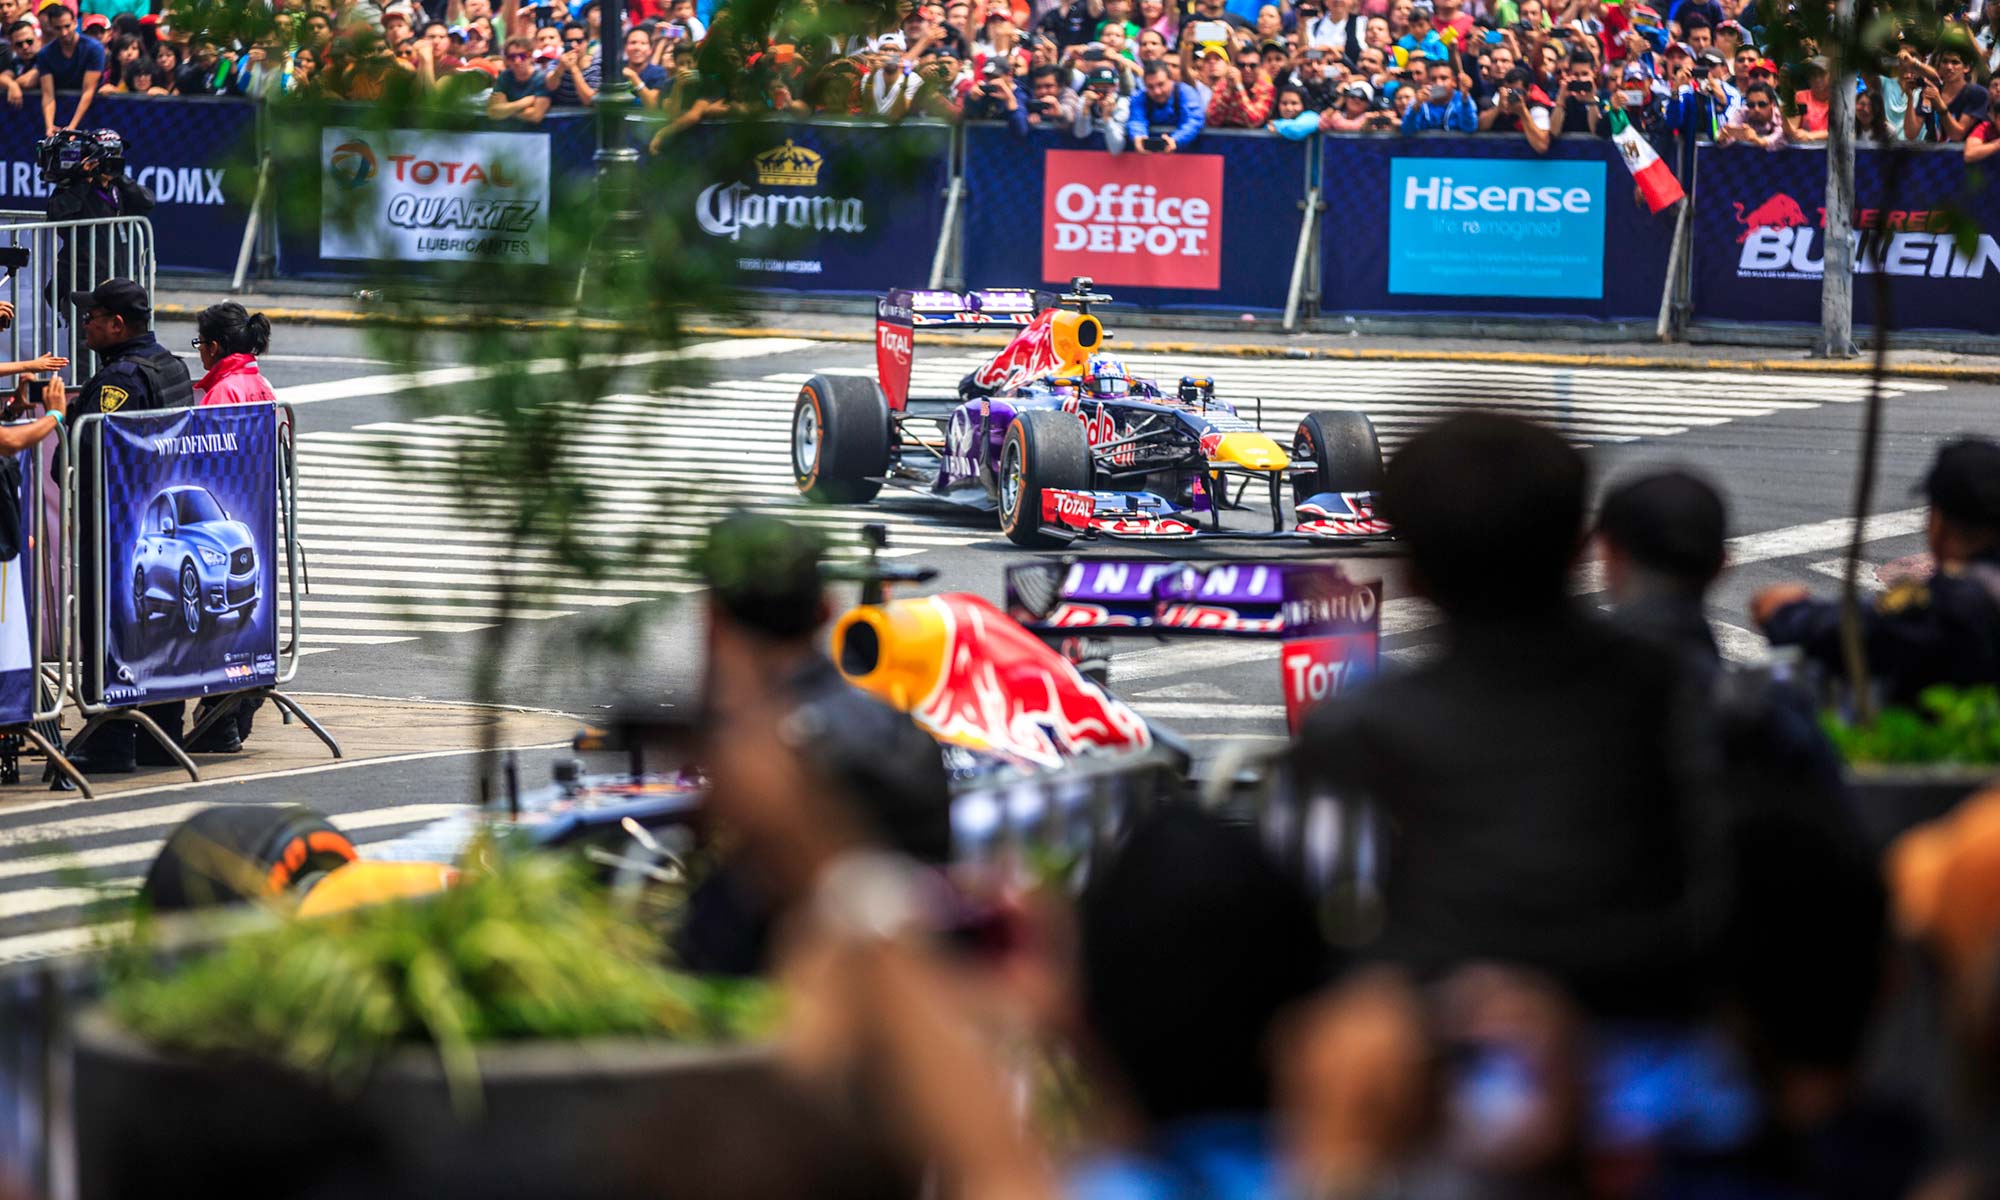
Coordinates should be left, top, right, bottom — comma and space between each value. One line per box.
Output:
1085, 354, 1130, 399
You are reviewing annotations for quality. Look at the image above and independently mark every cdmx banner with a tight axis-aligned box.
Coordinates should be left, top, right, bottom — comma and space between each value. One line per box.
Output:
0, 444, 35, 726
319, 125, 551, 265
0, 96, 253, 274
672, 120, 951, 294
99, 404, 277, 708
1691, 143, 2000, 335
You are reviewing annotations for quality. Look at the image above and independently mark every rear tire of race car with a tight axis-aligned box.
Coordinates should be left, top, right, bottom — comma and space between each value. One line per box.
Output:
1292, 410, 1385, 508
793, 374, 889, 504
139, 804, 358, 914
999, 410, 1091, 549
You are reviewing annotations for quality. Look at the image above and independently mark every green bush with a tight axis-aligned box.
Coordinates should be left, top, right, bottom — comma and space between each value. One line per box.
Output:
1822, 686, 2000, 766
105, 840, 776, 1108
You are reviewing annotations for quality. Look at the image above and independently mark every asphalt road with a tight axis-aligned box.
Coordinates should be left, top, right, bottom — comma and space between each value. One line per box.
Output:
0, 315, 1995, 961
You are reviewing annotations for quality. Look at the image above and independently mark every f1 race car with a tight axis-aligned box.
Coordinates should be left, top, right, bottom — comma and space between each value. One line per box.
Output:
790, 278, 1392, 548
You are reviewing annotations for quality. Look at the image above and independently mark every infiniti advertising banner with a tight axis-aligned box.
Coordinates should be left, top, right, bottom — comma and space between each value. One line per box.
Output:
99, 405, 278, 707
320, 126, 550, 264
1388, 157, 1606, 299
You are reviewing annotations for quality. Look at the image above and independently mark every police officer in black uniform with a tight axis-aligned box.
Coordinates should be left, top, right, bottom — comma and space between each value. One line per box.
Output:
1755, 436, 2000, 707
62, 277, 193, 774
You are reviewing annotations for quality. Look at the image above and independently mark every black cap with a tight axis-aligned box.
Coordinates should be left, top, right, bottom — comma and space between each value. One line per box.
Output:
72, 277, 149, 322
1919, 437, 2000, 531
692, 511, 826, 639
1596, 469, 1727, 585
1085, 64, 1118, 86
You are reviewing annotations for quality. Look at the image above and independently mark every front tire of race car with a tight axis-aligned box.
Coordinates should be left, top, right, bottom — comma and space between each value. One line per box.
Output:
999, 410, 1091, 549
1292, 410, 1385, 508
139, 804, 359, 913
794, 374, 890, 504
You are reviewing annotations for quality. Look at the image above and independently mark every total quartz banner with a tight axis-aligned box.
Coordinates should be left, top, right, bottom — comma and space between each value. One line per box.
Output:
319, 126, 550, 265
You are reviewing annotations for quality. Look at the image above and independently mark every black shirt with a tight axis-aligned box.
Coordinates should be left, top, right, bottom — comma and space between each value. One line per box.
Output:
77, 330, 192, 417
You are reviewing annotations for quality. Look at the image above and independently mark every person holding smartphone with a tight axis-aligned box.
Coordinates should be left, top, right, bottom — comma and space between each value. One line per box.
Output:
1125, 58, 1205, 151
1547, 46, 1605, 135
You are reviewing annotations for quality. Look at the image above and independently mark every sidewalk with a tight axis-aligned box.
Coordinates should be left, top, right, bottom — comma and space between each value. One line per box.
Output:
13, 694, 578, 802
151, 284, 2000, 383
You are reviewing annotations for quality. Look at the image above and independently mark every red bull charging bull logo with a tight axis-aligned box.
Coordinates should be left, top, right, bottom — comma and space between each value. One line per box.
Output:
971, 311, 1063, 393
913, 594, 1151, 768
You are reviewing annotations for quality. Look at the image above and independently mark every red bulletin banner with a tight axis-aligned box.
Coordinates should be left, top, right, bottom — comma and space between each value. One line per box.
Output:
1042, 150, 1224, 290
1280, 633, 1378, 734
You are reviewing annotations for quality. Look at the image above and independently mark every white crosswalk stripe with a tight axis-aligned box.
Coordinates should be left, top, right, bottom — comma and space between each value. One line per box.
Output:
0, 800, 476, 966
282, 343, 1942, 659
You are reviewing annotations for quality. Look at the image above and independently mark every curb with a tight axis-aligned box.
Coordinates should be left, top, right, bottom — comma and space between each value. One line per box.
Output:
154, 303, 2000, 384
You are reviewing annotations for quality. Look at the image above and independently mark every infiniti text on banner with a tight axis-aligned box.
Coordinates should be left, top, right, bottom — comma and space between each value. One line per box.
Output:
99, 404, 278, 707
671, 119, 951, 293
0, 96, 252, 274
320, 126, 550, 264
1690, 143, 2000, 335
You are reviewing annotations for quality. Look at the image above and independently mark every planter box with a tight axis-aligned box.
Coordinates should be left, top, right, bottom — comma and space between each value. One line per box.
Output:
1844, 765, 2000, 850
71, 1010, 912, 1200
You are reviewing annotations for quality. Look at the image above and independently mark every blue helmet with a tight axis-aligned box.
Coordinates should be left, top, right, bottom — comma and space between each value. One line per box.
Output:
1085, 354, 1130, 398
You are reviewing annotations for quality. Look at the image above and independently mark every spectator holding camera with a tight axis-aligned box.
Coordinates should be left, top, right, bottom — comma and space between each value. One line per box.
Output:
1127, 57, 1204, 150
961, 55, 1027, 131
1717, 78, 1784, 147
1478, 65, 1552, 148
1291, 45, 1341, 107
1023, 62, 1078, 125
1548, 47, 1605, 135
1401, 58, 1476, 130
1321, 77, 1396, 129
1207, 41, 1274, 124
1073, 63, 1128, 148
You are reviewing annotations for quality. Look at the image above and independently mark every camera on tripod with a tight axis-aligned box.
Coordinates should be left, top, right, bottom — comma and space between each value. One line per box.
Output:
36, 127, 124, 186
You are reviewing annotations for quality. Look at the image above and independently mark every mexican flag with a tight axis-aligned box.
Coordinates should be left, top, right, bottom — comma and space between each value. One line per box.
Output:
1610, 110, 1684, 213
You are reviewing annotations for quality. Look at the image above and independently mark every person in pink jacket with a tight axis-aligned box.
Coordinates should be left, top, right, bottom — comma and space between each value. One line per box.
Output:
192, 302, 275, 407
185, 301, 276, 756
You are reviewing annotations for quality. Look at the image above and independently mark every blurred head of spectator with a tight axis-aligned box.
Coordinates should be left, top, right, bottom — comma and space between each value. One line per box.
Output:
1364, 15, 1389, 50
1260, 37, 1287, 76
5, 18, 33, 68
1028, 31, 1057, 67
1731, 41, 1756, 88
559, 19, 586, 54
1098, 21, 1131, 59
153, 38, 181, 82
1357, 44, 1384, 79
1739, 79, 1778, 129
1138, 0, 1173, 36
533, 23, 561, 61
977, 12, 1016, 54
807, 55, 864, 110
1391, 77, 1415, 112
79, 11, 104, 41
1384, 414, 1583, 619
1025, 62, 1074, 122
1597, 470, 1726, 628
1855, 83, 1890, 139
1255, 2, 1282, 39
1273, 82, 1306, 116
1136, 27, 1166, 61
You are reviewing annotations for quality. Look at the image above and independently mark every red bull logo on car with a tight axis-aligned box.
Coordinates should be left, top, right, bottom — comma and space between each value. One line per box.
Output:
913, 594, 1151, 768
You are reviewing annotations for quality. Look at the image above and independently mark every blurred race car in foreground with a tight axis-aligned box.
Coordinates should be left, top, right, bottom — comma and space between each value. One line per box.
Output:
791, 278, 1393, 548
138, 533, 1379, 916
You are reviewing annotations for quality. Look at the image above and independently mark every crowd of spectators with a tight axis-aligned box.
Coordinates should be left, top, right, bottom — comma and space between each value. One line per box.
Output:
4, 0, 1992, 158
695, 418, 2000, 1200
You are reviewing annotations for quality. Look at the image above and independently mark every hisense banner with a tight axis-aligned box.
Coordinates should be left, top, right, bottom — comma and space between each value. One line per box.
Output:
319, 126, 550, 264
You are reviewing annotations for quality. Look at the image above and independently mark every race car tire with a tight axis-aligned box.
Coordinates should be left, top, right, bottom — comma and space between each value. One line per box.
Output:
999, 409, 1091, 548
1292, 410, 1385, 508
139, 804, 358, 914
794, 374, 889, 504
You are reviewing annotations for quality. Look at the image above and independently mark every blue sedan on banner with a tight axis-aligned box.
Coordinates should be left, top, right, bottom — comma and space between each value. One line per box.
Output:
130, 484, 259, 636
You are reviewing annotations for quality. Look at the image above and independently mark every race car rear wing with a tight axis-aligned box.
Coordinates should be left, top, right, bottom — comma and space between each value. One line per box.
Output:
877, 287, 1050, 412
1004, 559, 1384, 734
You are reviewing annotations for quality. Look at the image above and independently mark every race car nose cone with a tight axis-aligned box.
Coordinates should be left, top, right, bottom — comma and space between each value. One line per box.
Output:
1208, 432, 1291, 471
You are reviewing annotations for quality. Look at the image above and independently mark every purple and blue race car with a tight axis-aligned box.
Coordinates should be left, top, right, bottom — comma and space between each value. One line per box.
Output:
790, 278, 1393, 548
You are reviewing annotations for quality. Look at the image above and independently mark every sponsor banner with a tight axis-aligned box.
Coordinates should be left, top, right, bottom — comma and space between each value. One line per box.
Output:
1691, 143, 2000, 335
0, 96, 252, 273
1322, 134, 1672, 320
0, 444, 34, 726
965, 124, 1303, 310
1387, 158, 1606, 299
99, 404, 278, 707
673, 120, 951, 293
319, 126, 550, 264
1043, 149, 1222, 290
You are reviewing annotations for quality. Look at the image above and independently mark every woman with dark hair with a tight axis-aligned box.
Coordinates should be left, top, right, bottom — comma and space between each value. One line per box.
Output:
152, 41, 183, 93
191, 302, 275, 407
105, 33, 143, 87
1855, 84, 1890, 140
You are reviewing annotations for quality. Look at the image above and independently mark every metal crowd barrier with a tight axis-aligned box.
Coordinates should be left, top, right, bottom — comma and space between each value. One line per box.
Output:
0, 215, 155, 388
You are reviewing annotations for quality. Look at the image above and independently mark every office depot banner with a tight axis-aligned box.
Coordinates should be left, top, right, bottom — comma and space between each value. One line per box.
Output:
965, 125, 1304, 311
1043, 150, 1223, 290
319, 126, 550, 264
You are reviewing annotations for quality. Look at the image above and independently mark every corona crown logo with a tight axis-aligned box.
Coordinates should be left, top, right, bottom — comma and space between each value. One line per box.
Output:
328, 139, 377, 191
754, 139, 822, 188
